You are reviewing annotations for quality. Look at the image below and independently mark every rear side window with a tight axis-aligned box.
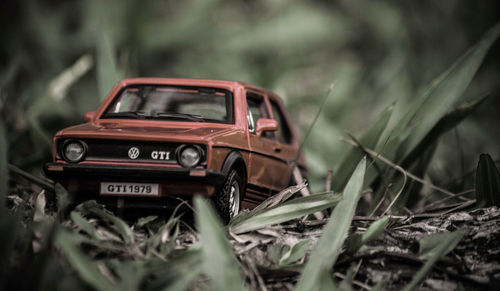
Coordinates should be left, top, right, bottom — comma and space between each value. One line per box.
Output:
270, 99, 293, 144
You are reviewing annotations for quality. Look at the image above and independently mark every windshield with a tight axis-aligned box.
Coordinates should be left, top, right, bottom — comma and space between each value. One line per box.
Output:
101, 85, 233, 123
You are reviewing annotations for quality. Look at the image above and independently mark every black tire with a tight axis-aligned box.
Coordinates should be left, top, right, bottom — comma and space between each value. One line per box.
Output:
214, 169, 243, 224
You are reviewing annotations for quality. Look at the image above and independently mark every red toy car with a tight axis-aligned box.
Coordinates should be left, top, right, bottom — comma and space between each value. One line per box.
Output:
45, 78, 306, 221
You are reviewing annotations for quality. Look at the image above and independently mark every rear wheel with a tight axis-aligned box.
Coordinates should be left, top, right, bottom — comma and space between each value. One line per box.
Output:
214, 169, 243, 223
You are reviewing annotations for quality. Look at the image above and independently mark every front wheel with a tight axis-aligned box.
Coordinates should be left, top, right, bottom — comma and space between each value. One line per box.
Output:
214, 169, 243, 223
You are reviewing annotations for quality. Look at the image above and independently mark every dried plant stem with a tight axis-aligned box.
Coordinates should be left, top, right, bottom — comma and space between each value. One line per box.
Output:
293, 167, 324, 220
8, 164, 54, 191
352, 258, 363, 279
434, 200, 476, 216
381, 165, 407, 216
291, 82, 336, 169
369, 185, 391, 217
334, 272, 372, 290
422, 189, 476, 212
340, 137, 471, 202
47, 54, 94, 101
325, 169, 333, 192
420, 189, 475, 213
247, 260, 268, 291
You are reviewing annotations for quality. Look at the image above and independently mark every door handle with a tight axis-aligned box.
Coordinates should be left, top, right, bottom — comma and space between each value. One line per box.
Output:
273, 146, 282, 153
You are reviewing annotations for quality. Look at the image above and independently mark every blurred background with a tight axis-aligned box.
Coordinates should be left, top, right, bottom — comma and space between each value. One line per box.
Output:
1, 0, 499, 192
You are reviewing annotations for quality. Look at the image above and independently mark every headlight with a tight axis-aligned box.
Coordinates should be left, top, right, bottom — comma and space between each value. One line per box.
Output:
63, 140, 86, 162
177, 145, 202, 168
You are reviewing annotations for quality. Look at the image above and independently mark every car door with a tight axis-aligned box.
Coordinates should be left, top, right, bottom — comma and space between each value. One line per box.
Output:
246, 91, 290, 198
267, 96, 297, 186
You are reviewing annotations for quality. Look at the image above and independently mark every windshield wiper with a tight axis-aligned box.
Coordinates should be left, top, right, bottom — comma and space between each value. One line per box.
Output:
153, 112, 205, 122
102, 111, 146, 119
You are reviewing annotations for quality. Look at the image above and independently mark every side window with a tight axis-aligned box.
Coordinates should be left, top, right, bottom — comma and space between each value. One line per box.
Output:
246, 93, 274, 139
270, 99, 293, 144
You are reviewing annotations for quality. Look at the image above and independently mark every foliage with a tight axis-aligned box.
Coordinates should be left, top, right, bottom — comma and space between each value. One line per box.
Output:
475, 153, 500, 207
229, 191, 341, 234
403, 229, 466, 291
194, 197, 247, 291
296, 158, 366, 290
278, 239, 311, 266
1, 0, 500, 290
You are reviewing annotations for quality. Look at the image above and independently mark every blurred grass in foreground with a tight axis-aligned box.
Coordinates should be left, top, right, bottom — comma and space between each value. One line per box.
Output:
1, 0, 499, 188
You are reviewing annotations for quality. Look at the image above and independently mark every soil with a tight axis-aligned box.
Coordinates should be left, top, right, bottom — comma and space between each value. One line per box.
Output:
230, 207, 500, 290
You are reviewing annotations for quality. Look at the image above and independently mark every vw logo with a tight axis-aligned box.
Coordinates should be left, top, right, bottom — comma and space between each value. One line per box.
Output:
128, 147, 140, 159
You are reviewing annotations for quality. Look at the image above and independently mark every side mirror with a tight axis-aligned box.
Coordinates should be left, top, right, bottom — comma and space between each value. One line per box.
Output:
84, 111, 96, 122
256, 118, 278, 136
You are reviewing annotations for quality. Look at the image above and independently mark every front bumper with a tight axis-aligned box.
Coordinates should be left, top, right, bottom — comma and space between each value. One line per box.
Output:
44, 162, 225, 207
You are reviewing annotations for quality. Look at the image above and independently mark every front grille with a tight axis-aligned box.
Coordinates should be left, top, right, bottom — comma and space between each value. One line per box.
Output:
58, 139, 206, 164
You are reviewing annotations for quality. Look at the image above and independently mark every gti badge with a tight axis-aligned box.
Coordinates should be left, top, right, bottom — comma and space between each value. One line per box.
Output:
128, 147, 140, 159
151, 150, 171, 160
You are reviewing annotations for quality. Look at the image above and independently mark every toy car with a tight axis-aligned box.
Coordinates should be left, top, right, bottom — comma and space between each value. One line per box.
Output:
45, 78, 307, 221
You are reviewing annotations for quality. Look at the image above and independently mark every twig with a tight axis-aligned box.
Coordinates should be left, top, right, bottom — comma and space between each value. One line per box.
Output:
343, 135, 397, 217
435, 200, 475, 216
369, 185, 391, 217
340, 137, 471, 202
419, 189, 475, 213
353, 215, 408, 221
47, 54, 94, 101
334, 272, 372, 290
179, 220, 197, 236
290, 82, 336, 170
381, 166, 407, 216
325, 169, 333, 192
403, 207, 414, 216
352, 258, 363, 279
300, 215, 408, 226
390, 201, 477, 229
8, 164, 54, 191
293, 167, 324, 220
336, 251, 488, 286
247, 259, 268, 291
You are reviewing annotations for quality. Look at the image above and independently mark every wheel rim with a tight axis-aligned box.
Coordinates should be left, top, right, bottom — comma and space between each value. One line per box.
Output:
229, 180, 240, 218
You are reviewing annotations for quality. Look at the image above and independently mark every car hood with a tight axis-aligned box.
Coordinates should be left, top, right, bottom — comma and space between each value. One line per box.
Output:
56, 121, 236, 142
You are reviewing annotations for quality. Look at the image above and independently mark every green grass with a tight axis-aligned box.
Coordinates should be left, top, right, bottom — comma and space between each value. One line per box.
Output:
1, 1, 500, 290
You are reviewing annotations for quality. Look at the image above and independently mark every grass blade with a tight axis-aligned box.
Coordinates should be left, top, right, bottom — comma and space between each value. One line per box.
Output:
361, 216, 389, 246
0, 119, 7, 211
144, 250, 203, 291
144, 216, 181, 257
279, 239, 311, 266
401, 96, 487, 169
106, 260, 145, 291
475, 153, 500, 207
332, 105, 393, 192
194, 197, 247, 291
383, 97, 487, 209
403, 229, 466, 291
383, 22, 500, 163
70, 211, 99, 240
296, 158, 366, 291
135, 216, 158, 228
96, 1, 121, 100
229, 192, 342, 234
54, 229, 115, 291
369, 96, 488, 212
55, 183, 71, 218
76, 201, 135, 244
8, 163, 54, 191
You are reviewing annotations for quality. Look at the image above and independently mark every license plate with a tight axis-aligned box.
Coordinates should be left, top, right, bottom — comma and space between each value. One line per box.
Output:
100, 182, 159, 196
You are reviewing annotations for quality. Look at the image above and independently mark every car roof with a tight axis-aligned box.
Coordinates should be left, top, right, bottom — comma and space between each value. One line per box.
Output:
118, 78, 278, 98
